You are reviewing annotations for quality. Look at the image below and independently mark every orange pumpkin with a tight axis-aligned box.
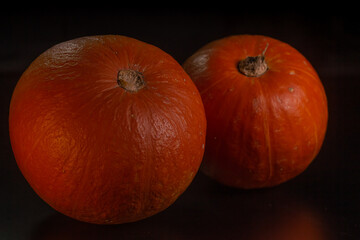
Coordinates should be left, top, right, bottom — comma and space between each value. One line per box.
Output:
9, 35, 206, 224
183, 35, 328, 189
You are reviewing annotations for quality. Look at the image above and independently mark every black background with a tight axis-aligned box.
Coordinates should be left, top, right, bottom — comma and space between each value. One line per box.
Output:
1, 7, 359, 240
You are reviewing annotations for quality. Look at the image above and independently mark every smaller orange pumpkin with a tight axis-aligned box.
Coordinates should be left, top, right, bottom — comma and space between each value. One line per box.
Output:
183, 35, 328, 189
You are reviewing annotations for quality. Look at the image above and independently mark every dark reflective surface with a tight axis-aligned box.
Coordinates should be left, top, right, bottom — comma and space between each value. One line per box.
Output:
1, 8, 359, 240
30, 176, 334, 240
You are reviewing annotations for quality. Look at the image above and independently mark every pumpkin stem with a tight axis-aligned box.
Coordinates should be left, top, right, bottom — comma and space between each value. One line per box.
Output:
117, 69, 145, 92
238, 43, 269, 77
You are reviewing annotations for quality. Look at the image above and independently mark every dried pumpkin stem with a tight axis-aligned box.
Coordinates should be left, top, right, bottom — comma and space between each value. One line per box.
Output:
238, 43, 269, 77
117, 69, 145, 92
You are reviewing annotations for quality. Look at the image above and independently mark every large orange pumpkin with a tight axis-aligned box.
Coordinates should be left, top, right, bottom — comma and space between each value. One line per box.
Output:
183, 35, 328, 189
9, 35, 206, 224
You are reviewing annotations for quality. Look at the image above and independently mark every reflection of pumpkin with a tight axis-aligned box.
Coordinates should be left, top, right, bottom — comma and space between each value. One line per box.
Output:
183, 35, 328, 188
9, 35, 206, 224
245, 205, 328, 240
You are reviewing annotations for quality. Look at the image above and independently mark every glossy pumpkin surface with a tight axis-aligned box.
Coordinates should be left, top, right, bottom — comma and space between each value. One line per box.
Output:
183, 35, 328, 189
9, 35, 206, 224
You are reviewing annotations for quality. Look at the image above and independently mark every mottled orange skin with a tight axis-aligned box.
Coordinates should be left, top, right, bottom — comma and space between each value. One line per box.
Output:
9, 35, 206, 224
183, 35, 328, 189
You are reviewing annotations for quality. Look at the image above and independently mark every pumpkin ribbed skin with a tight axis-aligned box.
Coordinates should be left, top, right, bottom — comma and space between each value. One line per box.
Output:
9, 35, 206, 224
183, 35, 327, 189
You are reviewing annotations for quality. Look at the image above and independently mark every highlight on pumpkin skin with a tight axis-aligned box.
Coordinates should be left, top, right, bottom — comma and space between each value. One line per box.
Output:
183, 34, 328, 189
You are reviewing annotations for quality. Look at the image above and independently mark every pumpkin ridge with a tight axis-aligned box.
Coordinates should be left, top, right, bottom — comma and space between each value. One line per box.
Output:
256, 80, 273, 182
302, 103, 319, 160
